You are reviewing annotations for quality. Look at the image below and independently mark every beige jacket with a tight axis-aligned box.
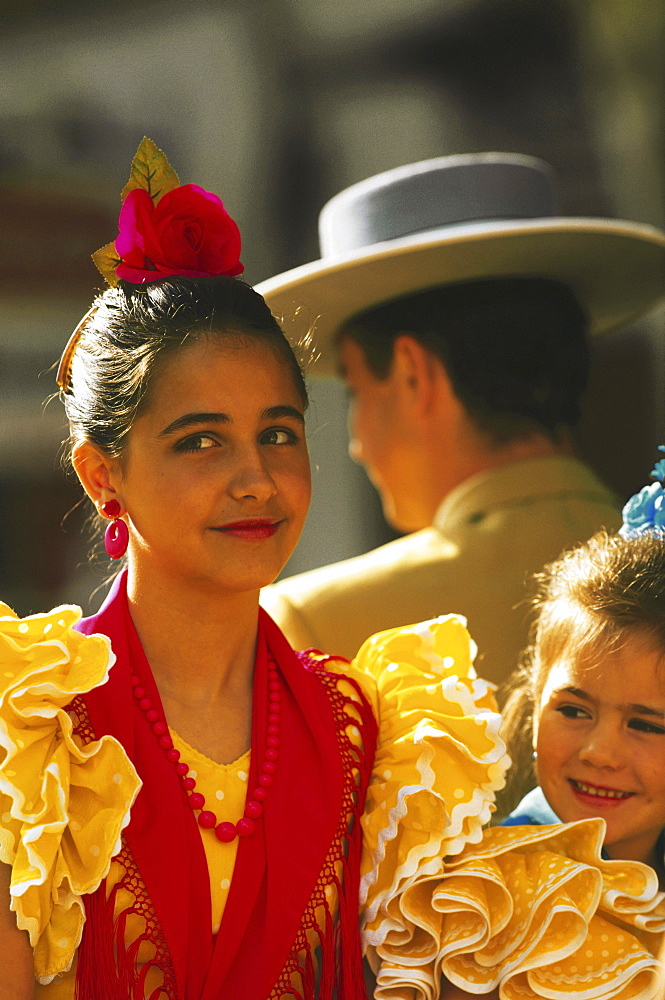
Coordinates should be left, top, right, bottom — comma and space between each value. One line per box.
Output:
260, 456, 621, 688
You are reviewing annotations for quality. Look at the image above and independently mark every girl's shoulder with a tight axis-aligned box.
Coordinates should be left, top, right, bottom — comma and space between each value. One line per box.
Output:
0, 602, 140, 984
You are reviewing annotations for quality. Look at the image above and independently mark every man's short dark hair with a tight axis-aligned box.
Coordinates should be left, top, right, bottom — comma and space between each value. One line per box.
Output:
340, 276, 590, 444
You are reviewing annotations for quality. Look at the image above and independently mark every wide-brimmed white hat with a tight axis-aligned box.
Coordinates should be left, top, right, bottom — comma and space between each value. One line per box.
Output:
255, 153, 665, 376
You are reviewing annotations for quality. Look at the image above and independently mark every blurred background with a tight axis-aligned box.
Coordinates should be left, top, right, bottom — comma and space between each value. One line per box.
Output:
1, 0, 664, 615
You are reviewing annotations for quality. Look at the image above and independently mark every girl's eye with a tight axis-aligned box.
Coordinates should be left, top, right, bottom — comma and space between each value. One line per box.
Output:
175, 434, 218, 452
628, 718, 665, 735
261, 428, 297, 446
555, 703, 591, 720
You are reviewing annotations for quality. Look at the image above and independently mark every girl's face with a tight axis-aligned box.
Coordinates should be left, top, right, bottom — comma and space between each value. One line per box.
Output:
110, 336, 311, 596
535, 633, 665, 868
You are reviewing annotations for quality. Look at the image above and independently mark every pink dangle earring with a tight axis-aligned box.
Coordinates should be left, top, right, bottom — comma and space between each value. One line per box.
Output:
101, 499, 129, 559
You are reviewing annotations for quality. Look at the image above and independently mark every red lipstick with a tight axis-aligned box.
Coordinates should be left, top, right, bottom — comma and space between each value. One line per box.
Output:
214, 519, 281, 540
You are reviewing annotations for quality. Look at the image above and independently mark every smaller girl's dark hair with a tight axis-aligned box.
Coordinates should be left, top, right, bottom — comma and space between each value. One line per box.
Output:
61, 276, 308, 459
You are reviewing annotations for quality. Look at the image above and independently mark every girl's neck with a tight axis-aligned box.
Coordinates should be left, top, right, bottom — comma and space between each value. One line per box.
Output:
125, 564, 260, 708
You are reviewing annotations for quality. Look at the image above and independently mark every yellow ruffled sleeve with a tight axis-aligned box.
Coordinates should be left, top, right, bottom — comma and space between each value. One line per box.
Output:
338, 616, 665, 1000
429, 821, 665, 999
0, 602, 141, 984
338, 616, 509, 971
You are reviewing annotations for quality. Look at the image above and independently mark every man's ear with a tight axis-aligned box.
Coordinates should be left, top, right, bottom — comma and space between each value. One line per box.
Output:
391, 334, 454, 419
71, 440, 122, 506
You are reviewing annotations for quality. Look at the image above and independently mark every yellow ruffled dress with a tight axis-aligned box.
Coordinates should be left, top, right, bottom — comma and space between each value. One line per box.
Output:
345, 622, 665, 999
1, 604, 664, 999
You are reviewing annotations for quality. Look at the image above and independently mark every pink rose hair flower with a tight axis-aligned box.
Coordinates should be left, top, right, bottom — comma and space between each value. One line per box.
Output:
58, 138, 247, 393
115, 184, 244, 283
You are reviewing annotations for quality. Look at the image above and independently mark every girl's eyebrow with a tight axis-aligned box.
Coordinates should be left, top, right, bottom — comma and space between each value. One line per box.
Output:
559, 686, 665, 718
561, 685, 590, 700
263, 405, 305, 424
160, 412, 229, 436
628, 703, 665, 718
159, 406, 304, 437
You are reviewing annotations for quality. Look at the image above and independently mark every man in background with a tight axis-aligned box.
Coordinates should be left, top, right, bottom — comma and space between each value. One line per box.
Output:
258, 153, 665, 689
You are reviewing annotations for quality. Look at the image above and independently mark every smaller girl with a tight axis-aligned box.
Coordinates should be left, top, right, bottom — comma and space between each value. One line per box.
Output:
501, 517, 665, 885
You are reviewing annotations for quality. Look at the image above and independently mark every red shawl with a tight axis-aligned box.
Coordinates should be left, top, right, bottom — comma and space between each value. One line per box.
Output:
72, 572, 377, 1000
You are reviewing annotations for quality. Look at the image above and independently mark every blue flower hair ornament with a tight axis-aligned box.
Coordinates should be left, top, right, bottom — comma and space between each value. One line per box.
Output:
620, 446, 665, 538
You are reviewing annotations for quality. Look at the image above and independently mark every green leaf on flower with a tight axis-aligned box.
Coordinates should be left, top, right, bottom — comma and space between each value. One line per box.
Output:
120, 136, 180, 206
92, 241, 122, 286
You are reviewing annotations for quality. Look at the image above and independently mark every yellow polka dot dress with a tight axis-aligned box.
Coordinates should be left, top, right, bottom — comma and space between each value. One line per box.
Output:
2, 604, 664, 998
168, 732, 250, 934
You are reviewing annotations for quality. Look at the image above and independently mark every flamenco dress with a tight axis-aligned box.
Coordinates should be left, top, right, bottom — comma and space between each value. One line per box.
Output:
1, 575, 663, 998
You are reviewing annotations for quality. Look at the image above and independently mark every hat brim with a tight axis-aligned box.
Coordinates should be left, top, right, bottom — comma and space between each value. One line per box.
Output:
255, 218, 665, 377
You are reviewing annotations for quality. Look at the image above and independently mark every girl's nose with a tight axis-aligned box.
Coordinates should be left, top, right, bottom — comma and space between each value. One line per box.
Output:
228, 447, 277, 502
578, 720, 624, 771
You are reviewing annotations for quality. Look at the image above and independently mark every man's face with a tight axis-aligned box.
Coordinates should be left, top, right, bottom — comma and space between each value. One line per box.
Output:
338, 336, 429, 532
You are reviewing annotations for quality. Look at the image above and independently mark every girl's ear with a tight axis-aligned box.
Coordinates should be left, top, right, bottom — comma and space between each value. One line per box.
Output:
71, 441, 121, 506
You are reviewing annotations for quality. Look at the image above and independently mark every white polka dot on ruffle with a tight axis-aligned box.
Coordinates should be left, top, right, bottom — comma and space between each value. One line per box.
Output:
238, 771, 247, 782
220, 878, 230, 890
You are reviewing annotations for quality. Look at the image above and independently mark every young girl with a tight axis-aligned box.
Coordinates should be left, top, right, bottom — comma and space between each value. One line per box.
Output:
501, 527, 665, 887
405, 509, 665, 1000
0, 138, 507, 1000
0, 139, 662, 1000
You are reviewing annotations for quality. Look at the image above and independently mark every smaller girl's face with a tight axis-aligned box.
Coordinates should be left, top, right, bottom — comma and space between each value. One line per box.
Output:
535, 634, 665, 868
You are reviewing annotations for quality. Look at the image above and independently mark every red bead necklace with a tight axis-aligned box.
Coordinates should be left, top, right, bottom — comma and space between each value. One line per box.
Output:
130, 658, 281, 842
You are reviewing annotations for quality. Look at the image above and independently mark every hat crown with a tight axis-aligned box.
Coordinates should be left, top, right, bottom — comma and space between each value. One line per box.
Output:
319, 152, 560, 258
